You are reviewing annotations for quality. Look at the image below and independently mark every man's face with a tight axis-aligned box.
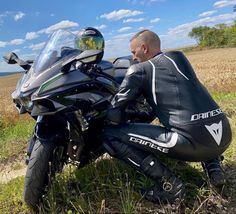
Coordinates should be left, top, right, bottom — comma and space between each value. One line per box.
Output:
130, 38, 148, 62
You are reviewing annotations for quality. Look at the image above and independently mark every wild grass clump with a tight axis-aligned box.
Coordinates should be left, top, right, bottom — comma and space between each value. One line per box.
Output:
0, 177, 30, 214
0, 152, 235, 213
40, 158, 146, 213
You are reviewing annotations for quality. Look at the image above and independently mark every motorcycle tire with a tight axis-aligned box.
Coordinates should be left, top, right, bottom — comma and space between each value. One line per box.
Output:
23, 138, 55, 209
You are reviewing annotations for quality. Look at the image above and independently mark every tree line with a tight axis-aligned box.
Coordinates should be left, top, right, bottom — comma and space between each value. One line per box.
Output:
188, 21, 236, 48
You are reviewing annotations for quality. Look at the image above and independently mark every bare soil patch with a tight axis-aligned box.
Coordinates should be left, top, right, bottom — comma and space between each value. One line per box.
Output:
0, 156, 26, 184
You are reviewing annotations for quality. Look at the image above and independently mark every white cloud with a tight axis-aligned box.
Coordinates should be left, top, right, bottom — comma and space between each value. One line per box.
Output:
150, 17, 160, 23
0, 11, 10, 24
94, 24, 107, 30
24, 20, 79, 42
100, 9, 143, 21
0, 20, 79, 50
29, 42, 45, 51
14, 11, 25, 21
138, 25, 154, 30
123, 18, 144, 23
0, 41, 7, 47
160, 12, 236, 49
168, 12, 236, 36
104, 33, 135, 59
105, 12, 236, 56
39, 20, 79, 34
214, 0, 236, 8
113, 32, 135, 39
199, 10, 217, 17
117, 27, 132, 32
25, 32, 39, 40
10, 39, 25, 45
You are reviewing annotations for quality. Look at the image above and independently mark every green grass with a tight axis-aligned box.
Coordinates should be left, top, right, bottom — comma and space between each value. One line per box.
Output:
0, 92, 235, 213
1, 154, 235, 213
0, 177, 30, 214
0, 119, 34, 162
39, 159, 144, 213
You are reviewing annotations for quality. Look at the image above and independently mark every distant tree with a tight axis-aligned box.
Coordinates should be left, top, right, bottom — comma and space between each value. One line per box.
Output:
234, 5, 236, 12
189, 22, 236, 48
188, 26, 210, 44
203, 28, 226, 47
224, 21, 236, 46
215, 23, 227, 29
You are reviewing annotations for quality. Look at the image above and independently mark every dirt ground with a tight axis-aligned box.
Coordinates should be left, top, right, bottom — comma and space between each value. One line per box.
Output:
0, 158, 26, 184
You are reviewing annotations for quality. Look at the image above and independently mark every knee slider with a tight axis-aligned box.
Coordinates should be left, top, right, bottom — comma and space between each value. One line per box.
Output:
103, 139, 130, 158
103, 141, 117, 157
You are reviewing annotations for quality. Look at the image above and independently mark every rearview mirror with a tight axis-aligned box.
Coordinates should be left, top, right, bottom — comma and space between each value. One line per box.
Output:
3, 52, 19, 64
113, 56, 138, 69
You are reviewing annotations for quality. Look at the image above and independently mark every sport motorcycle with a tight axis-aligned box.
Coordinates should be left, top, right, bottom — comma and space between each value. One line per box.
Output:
3, 29, 151, 209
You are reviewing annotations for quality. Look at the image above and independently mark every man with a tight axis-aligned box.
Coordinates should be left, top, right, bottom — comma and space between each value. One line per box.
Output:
103, 30, 232, 203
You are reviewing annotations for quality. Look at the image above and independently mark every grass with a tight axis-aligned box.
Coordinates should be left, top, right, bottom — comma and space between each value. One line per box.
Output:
0, 48, 235, 213
0, 119, 34, 162
0, 177, 29, 214
39, 159, 144, 213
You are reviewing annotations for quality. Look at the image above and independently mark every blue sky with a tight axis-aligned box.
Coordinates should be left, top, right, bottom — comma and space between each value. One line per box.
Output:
0, 0, 236, 72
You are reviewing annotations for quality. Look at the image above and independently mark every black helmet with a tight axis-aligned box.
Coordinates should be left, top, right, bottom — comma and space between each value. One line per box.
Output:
75, 27, 105, 61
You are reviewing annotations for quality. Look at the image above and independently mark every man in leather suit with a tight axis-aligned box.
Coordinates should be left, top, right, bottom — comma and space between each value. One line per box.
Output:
103, 30, 232, 203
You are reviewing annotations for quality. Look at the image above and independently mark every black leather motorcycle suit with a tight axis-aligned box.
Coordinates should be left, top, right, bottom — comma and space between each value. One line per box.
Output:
104, 51, 232, 162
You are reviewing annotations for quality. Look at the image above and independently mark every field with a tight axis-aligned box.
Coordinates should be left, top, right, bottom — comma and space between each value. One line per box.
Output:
0, 48, 235, 213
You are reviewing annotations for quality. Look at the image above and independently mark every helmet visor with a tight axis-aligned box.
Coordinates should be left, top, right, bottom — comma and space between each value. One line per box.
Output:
75, 36, 104, 51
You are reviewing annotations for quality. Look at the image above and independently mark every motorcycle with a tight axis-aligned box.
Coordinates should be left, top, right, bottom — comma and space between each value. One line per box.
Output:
3, 29, 152, 209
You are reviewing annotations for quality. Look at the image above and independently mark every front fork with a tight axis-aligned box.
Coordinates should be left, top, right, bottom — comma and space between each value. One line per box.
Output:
25, 133, 37, 165
25, 115, 69, 165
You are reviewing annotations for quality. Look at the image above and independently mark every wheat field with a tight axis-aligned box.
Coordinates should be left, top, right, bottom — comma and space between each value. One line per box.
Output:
185, 48, 236, 92
0, 73, 24, 125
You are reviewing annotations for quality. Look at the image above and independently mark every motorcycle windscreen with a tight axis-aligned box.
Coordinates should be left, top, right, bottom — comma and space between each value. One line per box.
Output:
19, 30, 81, 93
33, 30, 77, 75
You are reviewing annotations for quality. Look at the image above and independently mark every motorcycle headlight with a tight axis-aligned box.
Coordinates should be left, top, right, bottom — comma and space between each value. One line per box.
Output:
26, 101, 33, 109
21, 98, 33, 110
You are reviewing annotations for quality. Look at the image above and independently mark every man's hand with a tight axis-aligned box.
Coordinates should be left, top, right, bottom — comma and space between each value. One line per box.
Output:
106, 108, 126, 125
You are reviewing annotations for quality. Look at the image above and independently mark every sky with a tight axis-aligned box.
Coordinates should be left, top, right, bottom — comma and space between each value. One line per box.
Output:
0, 0, 236, 72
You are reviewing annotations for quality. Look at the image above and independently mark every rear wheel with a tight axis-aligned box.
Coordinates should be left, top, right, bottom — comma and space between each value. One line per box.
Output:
23, 139, 59, 209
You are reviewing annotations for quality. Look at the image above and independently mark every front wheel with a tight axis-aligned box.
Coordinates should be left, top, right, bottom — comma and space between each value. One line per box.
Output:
23, 139, 56, 209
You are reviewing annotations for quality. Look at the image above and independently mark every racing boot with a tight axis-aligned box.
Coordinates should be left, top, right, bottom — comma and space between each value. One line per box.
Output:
103, 139, 185, 203
201, 156, 226, 188
140, 155, 185, 204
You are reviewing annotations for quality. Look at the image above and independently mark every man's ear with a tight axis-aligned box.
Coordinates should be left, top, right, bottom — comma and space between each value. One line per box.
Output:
142, 44, 148, 54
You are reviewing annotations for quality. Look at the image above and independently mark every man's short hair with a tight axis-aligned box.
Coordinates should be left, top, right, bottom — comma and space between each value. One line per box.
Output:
130, 29, 161, 49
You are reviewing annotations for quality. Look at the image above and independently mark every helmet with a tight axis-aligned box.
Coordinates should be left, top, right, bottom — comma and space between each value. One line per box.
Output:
75, 27, 105, 62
